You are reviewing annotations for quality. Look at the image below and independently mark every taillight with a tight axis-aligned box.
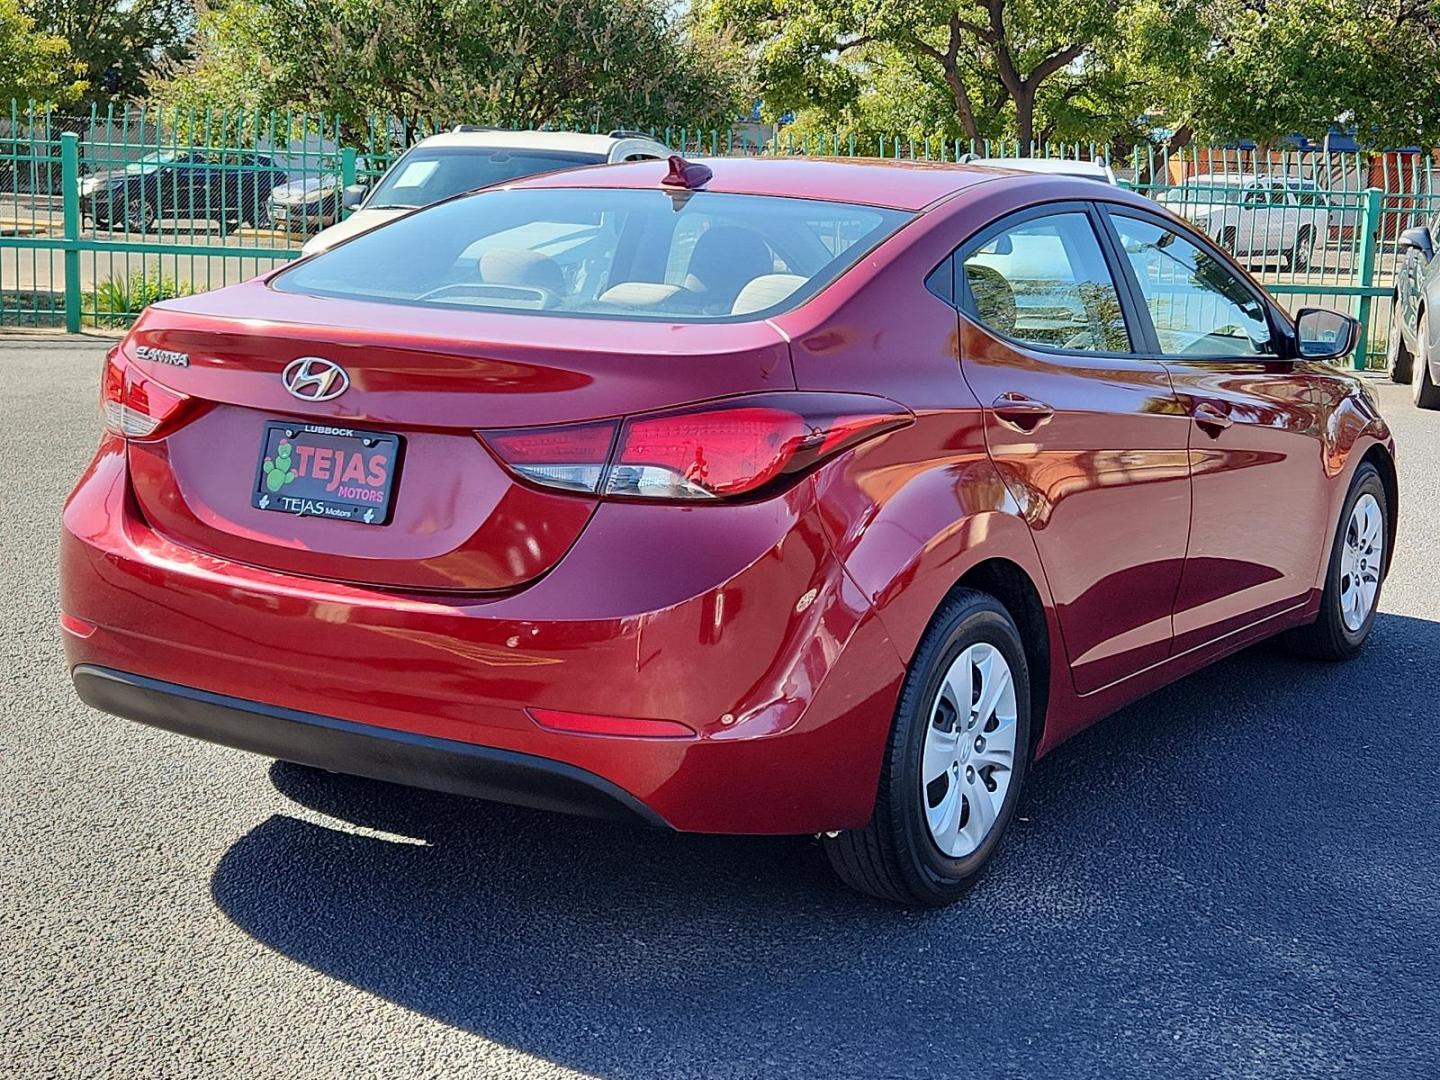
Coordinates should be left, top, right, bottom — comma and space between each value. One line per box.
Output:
482, 420, 618, 494
101, 346, 190, 440
481, 394, 910, 501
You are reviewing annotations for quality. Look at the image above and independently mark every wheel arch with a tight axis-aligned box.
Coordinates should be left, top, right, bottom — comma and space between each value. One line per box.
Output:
1360, 443, 1399, 578
945, 557, 1053, 758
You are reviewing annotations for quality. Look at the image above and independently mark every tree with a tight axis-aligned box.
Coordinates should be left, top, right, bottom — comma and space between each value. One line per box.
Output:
0, 0, 85, 108
22, 0, 191, 104
146, 0, 293, 118
702, 0, 1138, 147
1128, 0, 1440, 149
152, 0, 747, 143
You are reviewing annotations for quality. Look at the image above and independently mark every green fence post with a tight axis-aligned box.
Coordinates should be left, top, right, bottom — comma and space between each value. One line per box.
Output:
60, 132, 81, 334
340, 145, 357, 217
1355, 186, 1383, 371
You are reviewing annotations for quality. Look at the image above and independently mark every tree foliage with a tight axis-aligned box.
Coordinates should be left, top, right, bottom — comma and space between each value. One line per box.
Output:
1132, 0, 1440, 148
22, 0, 191, 104
703, 0, 1141, 147
704, 0, 1440, 149
0, 0, 86, 108
152, 0, 747, 141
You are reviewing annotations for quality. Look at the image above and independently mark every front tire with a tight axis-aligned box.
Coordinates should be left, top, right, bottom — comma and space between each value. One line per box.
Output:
1285, 462, 1388, 661
823, 589, 1032, 906
124, 197, 155, 234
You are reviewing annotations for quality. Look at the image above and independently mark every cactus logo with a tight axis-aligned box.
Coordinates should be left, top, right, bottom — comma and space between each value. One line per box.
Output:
261, 441, 299, 492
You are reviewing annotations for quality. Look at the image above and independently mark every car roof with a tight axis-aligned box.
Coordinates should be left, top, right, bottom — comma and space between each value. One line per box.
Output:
508, 156, 1024, 211
411, 128, 665, 155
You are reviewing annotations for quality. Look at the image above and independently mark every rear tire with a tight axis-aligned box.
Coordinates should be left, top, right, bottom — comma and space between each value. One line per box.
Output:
1284, 462, 1388, 661
823, 589, 1032, 907
1387, 299, 1414, 384
1413, 312, 1440, 409
1289, 227, 1313, 271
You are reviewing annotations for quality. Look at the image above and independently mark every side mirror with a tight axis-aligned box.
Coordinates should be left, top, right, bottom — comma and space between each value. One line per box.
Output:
1399, 225, 1434, 261
1294, 307, 1359, 361
341, 184, 367, 210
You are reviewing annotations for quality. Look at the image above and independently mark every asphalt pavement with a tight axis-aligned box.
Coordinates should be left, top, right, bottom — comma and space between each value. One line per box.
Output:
2, 337, 1437, 1079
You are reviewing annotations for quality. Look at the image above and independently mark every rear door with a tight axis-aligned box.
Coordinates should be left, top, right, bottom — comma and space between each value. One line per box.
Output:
953, 203, 1192, 695
1100, 206, 1331, 654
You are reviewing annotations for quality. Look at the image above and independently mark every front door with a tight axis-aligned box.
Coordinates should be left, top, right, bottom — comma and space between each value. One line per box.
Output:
1102, 208, 1332, 654
955, 205, 1193, 695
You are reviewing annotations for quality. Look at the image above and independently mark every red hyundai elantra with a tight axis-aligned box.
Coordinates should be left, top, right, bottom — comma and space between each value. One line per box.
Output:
61, 156, 1395, 905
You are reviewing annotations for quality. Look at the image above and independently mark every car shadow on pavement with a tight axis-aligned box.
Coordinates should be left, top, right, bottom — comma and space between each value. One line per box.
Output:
211, 612, 1440, 1079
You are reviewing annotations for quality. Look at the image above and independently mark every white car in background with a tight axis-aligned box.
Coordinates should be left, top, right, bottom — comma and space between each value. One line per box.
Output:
960, 156, 1118, 185
301, 127, 670, 256
1158, 174, 1330, 270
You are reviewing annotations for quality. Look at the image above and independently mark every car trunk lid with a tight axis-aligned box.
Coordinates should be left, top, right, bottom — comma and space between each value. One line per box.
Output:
122, 281, 793, 592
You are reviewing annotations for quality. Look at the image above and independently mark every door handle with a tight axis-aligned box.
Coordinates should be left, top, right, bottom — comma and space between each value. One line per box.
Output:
1192, 401, 1233, 434
991, 393, 1055, 432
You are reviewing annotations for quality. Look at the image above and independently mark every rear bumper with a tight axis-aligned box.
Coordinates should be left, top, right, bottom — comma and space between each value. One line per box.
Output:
73, 665, 667, 827
61, 438, 905, 834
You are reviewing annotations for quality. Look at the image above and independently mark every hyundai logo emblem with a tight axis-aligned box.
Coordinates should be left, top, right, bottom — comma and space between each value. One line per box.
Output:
282, 357, 349, 402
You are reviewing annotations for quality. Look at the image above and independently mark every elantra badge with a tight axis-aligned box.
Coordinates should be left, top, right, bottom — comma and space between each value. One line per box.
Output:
282, 357, 349, 402
135, 345, 189, 368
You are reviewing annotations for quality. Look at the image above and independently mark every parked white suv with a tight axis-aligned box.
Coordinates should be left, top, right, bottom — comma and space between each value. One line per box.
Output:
301, 128, 670, 256
1158, 173, 1329, 270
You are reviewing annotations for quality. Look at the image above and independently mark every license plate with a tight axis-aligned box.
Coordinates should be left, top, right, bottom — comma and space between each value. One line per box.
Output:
251, 421, 402, 526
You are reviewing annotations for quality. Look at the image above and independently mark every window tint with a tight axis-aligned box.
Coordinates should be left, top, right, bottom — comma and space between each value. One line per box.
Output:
961, 211, 1131, 353
276, 187, 910, 321
1111, 214, 1273, 356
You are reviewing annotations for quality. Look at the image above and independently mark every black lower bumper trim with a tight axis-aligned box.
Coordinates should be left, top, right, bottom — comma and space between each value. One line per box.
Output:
73, 665, 670, 829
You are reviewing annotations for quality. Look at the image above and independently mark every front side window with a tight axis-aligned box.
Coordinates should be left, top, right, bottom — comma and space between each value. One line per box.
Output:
961, 211, 1131, 353
275, 187, 911, 321
1112, 214, 1273, 356
365, 147, 603, 210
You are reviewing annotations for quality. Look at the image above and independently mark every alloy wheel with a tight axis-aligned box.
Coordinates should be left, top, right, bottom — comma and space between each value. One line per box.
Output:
126, 198, 153, 233
1339, 492, 1383, 632
921, 642, 1018, 858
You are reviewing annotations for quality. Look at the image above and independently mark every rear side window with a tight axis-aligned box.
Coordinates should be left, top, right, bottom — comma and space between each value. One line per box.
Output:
961, 211, 1131, 353
275, 188, 911, 321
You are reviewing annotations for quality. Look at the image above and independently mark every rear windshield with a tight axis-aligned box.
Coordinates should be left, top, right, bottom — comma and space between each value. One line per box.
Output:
364, 147, 603, 209
274, 187, 912, 321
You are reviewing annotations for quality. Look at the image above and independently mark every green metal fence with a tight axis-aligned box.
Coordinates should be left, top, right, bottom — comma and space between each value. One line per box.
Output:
3, 101, 1435, 368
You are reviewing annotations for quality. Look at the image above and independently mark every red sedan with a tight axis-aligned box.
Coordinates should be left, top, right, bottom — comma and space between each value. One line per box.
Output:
61, 156, 1395, 905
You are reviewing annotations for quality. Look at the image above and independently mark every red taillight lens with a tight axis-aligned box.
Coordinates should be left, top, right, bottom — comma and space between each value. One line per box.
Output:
608, 405, 810, 499
481, 420, 619, 494
101, 347, 190, 440
481, 394, 910, 502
